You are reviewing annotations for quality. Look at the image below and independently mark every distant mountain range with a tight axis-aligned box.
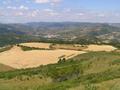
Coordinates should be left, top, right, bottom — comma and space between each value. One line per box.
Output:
0, 22, 120, 46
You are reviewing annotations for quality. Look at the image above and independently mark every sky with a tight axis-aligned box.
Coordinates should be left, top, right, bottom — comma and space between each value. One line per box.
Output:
0, 0, 120, 23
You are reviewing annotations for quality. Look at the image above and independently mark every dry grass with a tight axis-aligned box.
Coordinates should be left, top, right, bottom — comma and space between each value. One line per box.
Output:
0, 46, 85, 69
84, 45, 117, 52
0, 43, 117, 69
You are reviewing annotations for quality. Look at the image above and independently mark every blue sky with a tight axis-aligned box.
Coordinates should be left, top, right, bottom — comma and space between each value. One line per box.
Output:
0, 0, 120, 23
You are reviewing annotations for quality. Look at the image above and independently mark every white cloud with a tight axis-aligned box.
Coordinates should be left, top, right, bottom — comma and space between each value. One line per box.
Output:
19, 5, 29, 10
77, 13, 84, 16
34, 0, 62, 4
52, 0, 61, 3
7, 5, 29, 10
43, 9, 58, 16
7, 6, 17, 10
43, 9, 53, 12
34, 0, 50, 3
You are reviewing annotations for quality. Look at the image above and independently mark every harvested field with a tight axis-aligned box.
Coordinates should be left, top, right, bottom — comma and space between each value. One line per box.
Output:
84, 45, 117, 52
0, 46, 85, 69
0, 43, 117, 69
19, 43, 117, 52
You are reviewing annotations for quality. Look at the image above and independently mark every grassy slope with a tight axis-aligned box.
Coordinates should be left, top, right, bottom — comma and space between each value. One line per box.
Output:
0, 52, 119, 90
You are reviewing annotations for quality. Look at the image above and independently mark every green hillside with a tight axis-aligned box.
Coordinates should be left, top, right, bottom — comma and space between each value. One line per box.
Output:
0, 51, 120, 90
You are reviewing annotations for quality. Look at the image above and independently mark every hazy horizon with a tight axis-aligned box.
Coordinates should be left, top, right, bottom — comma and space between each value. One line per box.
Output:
3, 21, 118, 24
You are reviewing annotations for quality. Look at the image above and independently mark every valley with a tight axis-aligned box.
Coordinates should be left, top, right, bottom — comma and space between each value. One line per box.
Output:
0, 22, 120, 90
1, 0, 120, 89
1, 22, 120, 47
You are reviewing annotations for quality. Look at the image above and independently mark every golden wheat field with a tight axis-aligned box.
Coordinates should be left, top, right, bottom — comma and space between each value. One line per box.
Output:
84, 44, 117, 51
0, 45, 85, 69
0, 43, 117, 69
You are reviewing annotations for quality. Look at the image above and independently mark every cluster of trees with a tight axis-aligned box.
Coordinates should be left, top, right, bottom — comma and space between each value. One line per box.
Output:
17, 45, 51, 51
